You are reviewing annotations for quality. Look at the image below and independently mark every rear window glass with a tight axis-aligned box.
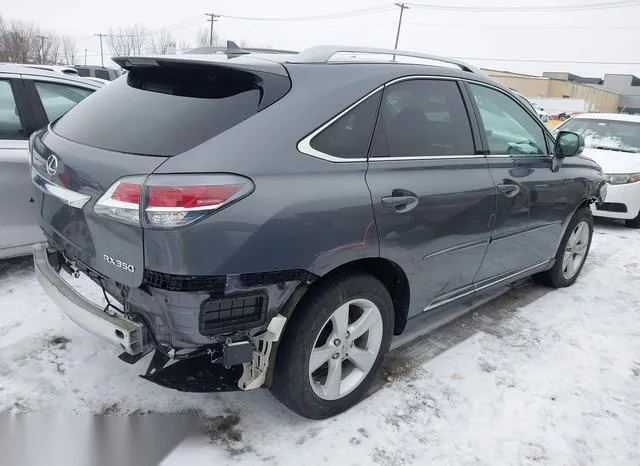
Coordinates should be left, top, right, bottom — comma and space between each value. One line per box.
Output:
75, 68, 90, 77
94, 69, 110, 80
52, 65, 266, 156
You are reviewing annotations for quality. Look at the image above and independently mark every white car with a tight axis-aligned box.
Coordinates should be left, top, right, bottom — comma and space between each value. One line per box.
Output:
0, 65, 100, 259
554, 113, 640, 227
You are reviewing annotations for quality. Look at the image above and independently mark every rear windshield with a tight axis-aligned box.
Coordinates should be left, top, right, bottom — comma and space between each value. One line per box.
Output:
52, 65, 267, 156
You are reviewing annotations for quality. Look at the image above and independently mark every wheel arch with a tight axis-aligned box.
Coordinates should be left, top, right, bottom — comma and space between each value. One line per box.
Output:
264, 256, 411, 387
553, 195, 596, 255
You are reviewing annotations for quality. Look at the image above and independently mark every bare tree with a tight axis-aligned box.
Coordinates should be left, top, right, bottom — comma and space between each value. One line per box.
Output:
195, 27, 217, 47
107, 24, 148, 56
148, 30, 174, 54
0, 20, 37, 63
33, 28, 60, 64
177, 39, 192, 53
61, 36, 78, 65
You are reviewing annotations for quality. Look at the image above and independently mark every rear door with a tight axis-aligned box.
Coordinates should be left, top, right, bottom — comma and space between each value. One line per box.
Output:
466, 82, 571, 282
0, 76, 42, 253
365, 78, 496, 317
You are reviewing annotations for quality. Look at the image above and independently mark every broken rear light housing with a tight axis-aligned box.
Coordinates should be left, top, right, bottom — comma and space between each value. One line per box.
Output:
94, 174, 254, 228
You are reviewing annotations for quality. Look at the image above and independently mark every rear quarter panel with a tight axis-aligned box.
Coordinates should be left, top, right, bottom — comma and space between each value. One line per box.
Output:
143, 65, 402, 276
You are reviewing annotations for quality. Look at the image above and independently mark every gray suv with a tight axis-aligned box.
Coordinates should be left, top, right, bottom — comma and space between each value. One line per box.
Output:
30, 45, 606, 419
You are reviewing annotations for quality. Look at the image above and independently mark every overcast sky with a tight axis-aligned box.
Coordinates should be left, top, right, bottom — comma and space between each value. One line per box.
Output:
3, 0, 640, 77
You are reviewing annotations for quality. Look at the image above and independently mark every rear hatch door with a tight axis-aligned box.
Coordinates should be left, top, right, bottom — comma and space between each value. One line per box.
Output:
31, 55, 290, 287
31, 131, 166, 287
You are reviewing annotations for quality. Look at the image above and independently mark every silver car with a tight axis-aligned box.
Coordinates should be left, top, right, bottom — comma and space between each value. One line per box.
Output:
0, 64, 101, 259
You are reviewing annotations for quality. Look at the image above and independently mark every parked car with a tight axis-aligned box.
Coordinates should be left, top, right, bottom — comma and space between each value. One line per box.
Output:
532, 103, 550, 122
30, 45, 606, 419
510, 90, 549, 123
0, 64, 101, 259
554, 113, 640, 227
74, 65, 122, 81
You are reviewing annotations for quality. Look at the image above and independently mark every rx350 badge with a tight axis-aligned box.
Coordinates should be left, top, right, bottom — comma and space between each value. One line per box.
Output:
103, 254, 135, 273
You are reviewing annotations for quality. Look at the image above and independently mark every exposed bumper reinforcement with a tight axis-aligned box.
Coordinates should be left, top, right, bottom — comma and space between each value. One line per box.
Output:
33, 243, 145, 355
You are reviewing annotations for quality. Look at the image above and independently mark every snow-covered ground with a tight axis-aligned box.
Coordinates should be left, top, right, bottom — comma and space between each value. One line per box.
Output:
1, 220, 640, 465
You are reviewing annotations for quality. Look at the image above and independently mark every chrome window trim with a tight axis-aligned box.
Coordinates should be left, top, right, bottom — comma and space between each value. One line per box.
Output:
296, 73, 552, 163
297, 75, 480, 163
369, 154, 485, 161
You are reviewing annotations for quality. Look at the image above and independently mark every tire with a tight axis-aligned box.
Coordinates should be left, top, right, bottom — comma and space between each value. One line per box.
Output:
625, 213, 640, 229
270, 273, 394, 419
533, 207, 593, 288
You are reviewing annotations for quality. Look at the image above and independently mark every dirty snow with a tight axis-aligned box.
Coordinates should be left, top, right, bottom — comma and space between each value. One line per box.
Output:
1, 221, 640, 465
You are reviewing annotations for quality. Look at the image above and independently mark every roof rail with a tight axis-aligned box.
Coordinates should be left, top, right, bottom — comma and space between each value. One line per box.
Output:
287, 45, 480, 73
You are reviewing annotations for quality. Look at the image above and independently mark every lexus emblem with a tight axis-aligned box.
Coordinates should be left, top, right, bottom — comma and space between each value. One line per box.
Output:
46, 154, 59, 176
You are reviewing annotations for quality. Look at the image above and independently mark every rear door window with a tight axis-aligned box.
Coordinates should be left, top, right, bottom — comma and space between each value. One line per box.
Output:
52, 65, 287, 156
370, 79, 475, 157
0, 80, 24, 139
33, 81, 94, 122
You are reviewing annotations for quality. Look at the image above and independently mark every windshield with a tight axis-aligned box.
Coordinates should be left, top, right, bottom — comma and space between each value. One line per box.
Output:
558, 118, 640, 153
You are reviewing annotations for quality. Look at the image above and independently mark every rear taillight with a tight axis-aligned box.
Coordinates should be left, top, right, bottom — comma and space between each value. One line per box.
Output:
94, 176, 145, 225
94, 174, 253, 228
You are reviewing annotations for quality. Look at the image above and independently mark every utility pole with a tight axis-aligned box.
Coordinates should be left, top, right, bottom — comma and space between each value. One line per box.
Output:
393, 3, 410, 51
35, 35, 46, 64
84, 49, 87, 66
205, 13, 219, 46
94, 33, 107, 67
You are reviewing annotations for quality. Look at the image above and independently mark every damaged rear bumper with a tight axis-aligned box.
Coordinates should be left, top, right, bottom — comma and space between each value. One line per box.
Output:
34, 241, 312, 393
33, 243, 146, 355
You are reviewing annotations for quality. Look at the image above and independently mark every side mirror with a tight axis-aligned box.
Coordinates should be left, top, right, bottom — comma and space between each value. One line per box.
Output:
554, 131, 584, 157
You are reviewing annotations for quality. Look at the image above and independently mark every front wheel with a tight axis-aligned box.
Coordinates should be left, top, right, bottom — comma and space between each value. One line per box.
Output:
533, 208, 593, 288
270, 273, 394, 419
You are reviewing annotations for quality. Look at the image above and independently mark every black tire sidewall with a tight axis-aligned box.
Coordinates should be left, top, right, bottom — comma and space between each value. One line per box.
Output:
271, 273, 394, 419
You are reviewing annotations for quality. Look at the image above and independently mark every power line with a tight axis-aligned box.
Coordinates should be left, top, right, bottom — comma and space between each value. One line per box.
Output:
405, 21, 640, 30
218, 5, 395, 22
406, 0, 640, 12
452, 56, 640, 65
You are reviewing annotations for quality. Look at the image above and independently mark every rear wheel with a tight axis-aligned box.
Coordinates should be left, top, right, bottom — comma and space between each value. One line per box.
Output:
270, 273, 394, 419
533, 208, 593, 288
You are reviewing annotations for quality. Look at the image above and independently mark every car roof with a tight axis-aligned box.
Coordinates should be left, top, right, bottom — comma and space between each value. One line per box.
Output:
570, 113, 640, 123
21, 64, 77, 73
114, 45, 500, 89
0, 63, 102, 88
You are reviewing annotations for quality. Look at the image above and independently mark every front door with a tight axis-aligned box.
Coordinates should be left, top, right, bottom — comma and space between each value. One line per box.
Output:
366, 78, 496, 318
466, 82, 571, 282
